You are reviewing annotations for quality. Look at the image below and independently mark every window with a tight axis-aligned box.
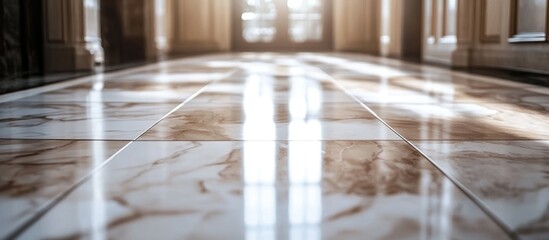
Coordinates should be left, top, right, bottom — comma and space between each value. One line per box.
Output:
242, 0, 278, 43
288, 0, 323, 42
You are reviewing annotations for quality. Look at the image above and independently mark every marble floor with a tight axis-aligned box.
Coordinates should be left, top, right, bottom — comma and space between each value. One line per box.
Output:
1, 53, 548, 240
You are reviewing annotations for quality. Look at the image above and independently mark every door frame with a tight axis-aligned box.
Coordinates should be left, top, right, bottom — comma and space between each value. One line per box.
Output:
232, 0, 333, 51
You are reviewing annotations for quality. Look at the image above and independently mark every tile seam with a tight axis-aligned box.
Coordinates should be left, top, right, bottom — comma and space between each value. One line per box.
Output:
314, 64, 519, 240
4, 68, 240, 239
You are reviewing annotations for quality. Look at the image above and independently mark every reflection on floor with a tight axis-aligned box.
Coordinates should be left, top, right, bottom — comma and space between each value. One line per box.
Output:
1, 53, 548, 239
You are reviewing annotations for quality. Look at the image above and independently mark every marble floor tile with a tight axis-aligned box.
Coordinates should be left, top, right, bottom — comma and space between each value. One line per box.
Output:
133, 67, 236, 75
367, 103, 549, 140
109, 69, 232, 84
336, 78, 549, 104
17, 89, 194, 103
0, 101, 178, 140
448, 88, 549, 103
15, 70, 233, 103
0, 140, 127, 239
307, 57, 540, 90
17, 80, 213, 103
417, 74, 543, 89
304, 52, 543, 88
189, 78, 355, 104
17, 141, 510, 240
3, 52, 547, 239
192, 90, 356, 104
67, 81, 213, 92
218, 72, 337, 85
139, 102, 401, 141
330, 71, 526, 90
413, 140, 549, 239
202, 76, 337, 91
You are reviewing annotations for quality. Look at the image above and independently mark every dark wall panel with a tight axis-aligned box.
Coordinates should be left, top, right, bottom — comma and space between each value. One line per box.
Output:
101, 0, 146, 67
0, 0, 22, 80
0, 0, 44, 93
401, 0, 422, 62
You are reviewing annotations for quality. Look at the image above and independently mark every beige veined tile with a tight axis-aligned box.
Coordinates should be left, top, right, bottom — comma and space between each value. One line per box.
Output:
367, 103, 549, 140
0, 140, 127, 239
0, 101, 178, 140
413, 140, 549, 239
17, 141, 510, 240
139, 102, 401, 141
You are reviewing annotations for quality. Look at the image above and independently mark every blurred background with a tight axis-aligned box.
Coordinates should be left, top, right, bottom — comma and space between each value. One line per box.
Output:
1, 0, 548, 94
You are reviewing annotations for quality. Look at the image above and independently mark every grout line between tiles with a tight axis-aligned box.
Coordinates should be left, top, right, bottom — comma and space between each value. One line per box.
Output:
1, 138, 547, 142
3, 141, 134, 240
316, 66, 520, 240
406, 139, 549, 142
20, 100, 549, 105
132, 139, 407, 142
357, 101, 549, 105
130, 69, 241, 141
4, 69, 240, 240
2, 100, 189, 104
130, 138, 549, 142
0, 138, 133, 142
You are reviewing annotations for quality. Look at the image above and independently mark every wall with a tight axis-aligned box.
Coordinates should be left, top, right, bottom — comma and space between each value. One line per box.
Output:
0, 0, 43, 77
379, 0, 422, 61
0, 0, 44, 93
0, 0, 23, 79
471, 0, 549, 73
423, 0, 549, 73
167, 0, 231, 54
333, 0, 379, 54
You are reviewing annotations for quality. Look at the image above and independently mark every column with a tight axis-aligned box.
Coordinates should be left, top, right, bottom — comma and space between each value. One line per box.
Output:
43, 0, 94, 72
451, 0, 476, 67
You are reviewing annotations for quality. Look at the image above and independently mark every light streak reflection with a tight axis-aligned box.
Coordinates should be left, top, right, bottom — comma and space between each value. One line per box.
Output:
88, 79, 106, 240
243, 74, 277, 240
288, 75, 322, 240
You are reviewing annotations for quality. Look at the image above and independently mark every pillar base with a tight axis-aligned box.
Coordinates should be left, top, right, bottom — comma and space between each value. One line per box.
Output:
44, 43, 94, 73
451, 47, 473, 68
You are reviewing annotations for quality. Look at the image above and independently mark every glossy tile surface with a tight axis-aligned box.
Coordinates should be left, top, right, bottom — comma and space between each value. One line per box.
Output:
16, 71, 231, 103
337, 77, 549, 104
18, 141, 509, 240
0, 140, 126, 239
0, 101, 178, 140
140, 68, 400, 141
140, 102, 400, 141
414, 140, 549, 239
312, 53, 549, 239
366, 103, 549, 140
4, 53, 548, 239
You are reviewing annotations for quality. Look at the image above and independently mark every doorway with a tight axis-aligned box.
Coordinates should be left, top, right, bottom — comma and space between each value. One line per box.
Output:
233, 0, 332, 51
